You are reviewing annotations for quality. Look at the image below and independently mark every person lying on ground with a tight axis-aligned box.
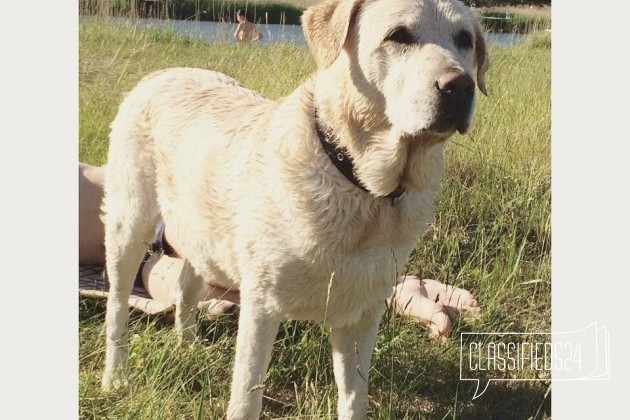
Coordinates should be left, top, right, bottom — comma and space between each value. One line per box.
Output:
79, 162, 479, 339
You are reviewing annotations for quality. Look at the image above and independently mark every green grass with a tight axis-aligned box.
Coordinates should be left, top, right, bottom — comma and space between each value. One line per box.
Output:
79, 19, 312, 164
79, 21, 550, 419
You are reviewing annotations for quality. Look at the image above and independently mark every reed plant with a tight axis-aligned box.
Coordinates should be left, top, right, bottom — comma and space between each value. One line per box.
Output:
79, 0, 315, 24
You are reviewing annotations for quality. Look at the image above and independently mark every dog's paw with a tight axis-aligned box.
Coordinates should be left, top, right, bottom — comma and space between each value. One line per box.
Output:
101, 373, 128, 392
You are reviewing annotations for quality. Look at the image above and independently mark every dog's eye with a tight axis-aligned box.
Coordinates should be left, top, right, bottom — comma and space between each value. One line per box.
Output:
454, 30, 473, 50
385, 27, 415, 44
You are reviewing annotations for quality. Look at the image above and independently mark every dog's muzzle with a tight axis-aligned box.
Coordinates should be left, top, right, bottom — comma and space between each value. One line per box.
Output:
432, 69, 475, 134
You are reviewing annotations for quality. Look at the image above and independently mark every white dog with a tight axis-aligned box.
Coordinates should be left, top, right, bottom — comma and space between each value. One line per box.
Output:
100, 0, 489, 418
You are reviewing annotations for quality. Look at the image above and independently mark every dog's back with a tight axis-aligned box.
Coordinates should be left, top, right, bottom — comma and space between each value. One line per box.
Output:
103, 68, 271, 261
107, 68, 269, 185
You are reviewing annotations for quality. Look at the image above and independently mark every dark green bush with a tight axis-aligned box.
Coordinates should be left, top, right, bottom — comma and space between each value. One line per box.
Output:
79, 0, 304, 25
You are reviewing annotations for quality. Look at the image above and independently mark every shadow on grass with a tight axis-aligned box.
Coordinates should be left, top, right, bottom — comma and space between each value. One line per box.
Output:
369, 323, 551, 419
80, 301, 550, 419
79, 296, 239, 339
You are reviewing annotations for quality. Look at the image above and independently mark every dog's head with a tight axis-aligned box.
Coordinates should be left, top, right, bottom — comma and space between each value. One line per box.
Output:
303, 0, 490, 138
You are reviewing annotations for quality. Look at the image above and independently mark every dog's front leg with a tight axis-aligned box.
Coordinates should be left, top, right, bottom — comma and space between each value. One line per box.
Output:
227, 297, 281, 420
173, 259, 203, 342
331, 308, 384, 419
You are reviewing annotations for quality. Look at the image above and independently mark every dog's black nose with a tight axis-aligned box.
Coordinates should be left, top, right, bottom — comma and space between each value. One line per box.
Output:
436, 69, 475, 100
432, 69, 475, 134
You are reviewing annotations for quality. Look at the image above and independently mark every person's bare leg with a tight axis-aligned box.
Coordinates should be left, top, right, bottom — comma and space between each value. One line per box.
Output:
141, 252, 239, 315
83, 163, 476, 330
79, 163, 106, 266
392, 275, 479, 341
393, 277, 451, 341
79, 162, 239, 317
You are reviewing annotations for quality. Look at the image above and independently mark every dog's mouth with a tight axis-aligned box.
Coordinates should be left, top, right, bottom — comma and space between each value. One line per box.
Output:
428, 113, 471, 135
402, 96, 474, 143
401, 129, 452, 146
408, 116, 472, 140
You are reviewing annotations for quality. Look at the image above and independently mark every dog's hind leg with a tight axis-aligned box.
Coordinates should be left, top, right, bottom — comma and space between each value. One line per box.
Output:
101, 98, 160, 390
101, 179, 159, 389
331, 308, 384, 419
172, 259, 203, 342
227, 296, 282, 419
101, 191, 159, 389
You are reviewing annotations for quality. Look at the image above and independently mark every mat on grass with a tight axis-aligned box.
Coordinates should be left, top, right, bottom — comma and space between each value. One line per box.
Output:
79, 265, 175, 315
79, 266, 238, 319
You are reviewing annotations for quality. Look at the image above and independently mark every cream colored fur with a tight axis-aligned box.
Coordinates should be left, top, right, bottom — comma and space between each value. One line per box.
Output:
100, 0, 489, 418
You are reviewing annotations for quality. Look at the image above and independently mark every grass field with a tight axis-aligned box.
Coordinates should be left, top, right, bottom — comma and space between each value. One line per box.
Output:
79, 19, 551, 419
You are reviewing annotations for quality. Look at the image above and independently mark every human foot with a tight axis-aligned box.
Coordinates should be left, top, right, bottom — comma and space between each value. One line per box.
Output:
420, 278, 479, 319
392, 275, 479, 341
197, 298, 239, 320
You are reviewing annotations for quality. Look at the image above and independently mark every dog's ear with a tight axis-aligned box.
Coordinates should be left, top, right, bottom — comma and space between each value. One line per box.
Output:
473, 21, 490, 96
301, 0, 363, 69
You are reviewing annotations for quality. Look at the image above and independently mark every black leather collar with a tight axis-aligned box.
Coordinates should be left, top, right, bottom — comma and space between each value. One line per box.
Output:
314, 108, 406, 205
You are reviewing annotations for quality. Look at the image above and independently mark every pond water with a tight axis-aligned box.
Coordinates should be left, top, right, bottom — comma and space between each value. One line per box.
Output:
110, 18, 526, 48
